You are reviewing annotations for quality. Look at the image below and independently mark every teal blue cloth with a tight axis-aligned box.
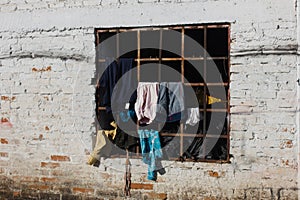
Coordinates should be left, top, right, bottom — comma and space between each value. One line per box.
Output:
119, 110, 136, 122
138, 129, 162, 181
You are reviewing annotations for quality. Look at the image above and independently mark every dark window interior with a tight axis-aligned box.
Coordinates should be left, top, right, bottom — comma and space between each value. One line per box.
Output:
95, 24, 230, 163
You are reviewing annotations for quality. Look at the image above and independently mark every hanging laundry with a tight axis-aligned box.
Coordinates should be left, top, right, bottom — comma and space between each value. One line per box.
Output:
112, 58, 137, 112
87, 121, 118, 166
185, 108, 202, 126
96, 109, 115, 130
96, 58, 137, 113
207, 95, 222, 105
134, 82, 159, 124
95, 59, 117, 130
138, 129, 163, 181
194, 87, 222, 106
156, 82, 184, 122
113, 128, 139, 152
119, 110, 136, 123
181, 137, 204, 160
96, 58, 118, 112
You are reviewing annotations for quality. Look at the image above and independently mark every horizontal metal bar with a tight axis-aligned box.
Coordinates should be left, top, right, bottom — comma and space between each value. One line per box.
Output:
184, 83, 229, 86
95, 24, 230, 34
206, 24, 230, 28
199, 108, 228, 112
109, 155, 230, 163
160, 133, 228, 138
174, 158, 230, 163
98, 57, 228, 63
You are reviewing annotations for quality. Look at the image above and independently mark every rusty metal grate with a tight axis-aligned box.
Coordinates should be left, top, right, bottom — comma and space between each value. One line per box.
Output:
95, 23, 231, 163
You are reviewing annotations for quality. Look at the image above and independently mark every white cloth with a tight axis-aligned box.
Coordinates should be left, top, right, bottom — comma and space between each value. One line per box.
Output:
186, 108, 201, 126
134, 82, 159, 124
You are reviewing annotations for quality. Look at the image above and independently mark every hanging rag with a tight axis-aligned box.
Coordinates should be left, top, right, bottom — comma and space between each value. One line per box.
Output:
207, 96, 222, 105
134, 82, 159, 124
194, 87, 222, 106
96, 109, 115, 131
156, 82, 184, 122
87, 121, 117, 165
185, 108, 202, 126
119, 110, 136, 122
113, 128, 139, 152
138, 129, 163, 181
98, 58, 119, 112
113, 58, 137, 112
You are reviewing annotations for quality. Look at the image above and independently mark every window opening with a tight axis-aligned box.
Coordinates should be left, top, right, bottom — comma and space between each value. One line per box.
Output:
94, 24, 230, 163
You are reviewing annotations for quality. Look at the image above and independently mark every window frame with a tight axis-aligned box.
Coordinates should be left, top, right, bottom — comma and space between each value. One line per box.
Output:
95, 23, 231, 163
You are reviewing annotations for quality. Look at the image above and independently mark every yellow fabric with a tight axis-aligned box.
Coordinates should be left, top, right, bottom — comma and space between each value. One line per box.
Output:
87, 121, 117, 165
103, 121, 117, 140
207, 96, 222, 105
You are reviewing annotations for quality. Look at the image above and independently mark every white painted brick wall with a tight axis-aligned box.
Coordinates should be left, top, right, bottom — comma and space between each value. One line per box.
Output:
0, 0, 298, 199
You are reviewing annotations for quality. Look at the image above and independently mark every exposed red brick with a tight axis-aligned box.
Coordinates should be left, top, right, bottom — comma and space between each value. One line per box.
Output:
0, 118, 13, 128
0, 138, 8, 144
286, 140, 293, 148
0, 152, 8, 157
144, 192, 167, 200
33, 134, 44, 141
1, 96, 9, 101
41, 177, 57, 182
281, 159, 290, 166
1, 96, 15, 101
51, 155, 70, 162
13, 176, 39, 183
45, 126, 50, 131
208, 170, 220, 178
28, 184, 50, 190
46, 66, 52, 71
73, 187, 94, 194
131, 183, 153, 190
43, 96, 49, 101
1, 118, 8, 123
41, 162, 60, 169
13, 191, 21, 197
32, 66, 52, 72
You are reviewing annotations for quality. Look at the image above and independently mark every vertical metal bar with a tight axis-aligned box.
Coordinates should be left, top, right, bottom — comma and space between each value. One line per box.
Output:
203, 26, 207, 159
181, 27, 185, 83
95, 31, 100, 81
95, 31, 100, 142
226, 25, 231, 161
137, 30, 141, 156
180, 123, 183, 156
116, 30, 120, 60
159, 29, 163, 82
137, 30, 141, 82
180, 27, 185, 157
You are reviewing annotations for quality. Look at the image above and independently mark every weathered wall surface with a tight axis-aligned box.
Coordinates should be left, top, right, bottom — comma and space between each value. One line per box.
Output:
0, 0, 299, 199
